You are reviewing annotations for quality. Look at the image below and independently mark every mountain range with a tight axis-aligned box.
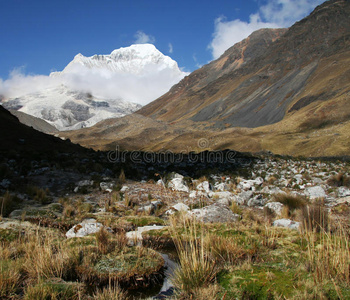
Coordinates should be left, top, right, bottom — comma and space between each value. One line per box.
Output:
61, 0, 350, 157
1, 44, 187, 131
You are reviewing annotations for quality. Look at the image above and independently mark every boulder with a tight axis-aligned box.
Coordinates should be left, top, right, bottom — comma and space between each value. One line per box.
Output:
190, 204, 240, 223
168, 174, 189, 193
305, 186, 326, 199
265, 202, 284, 215
120, 185, 129, 192
338, 187, 350, 198
196, 181, 210, 193
157, 179, 165, 187
100, 182, 114, 192
247, 194, 267, 207
273, 219, 300, 230
236, 190, 254, 205
66, 219, 111, 238
237, 177, 263, 191
211, 191, 236, 206
126, 225, 166, 246
165, 203, 190, 215
214, 182, 227, 191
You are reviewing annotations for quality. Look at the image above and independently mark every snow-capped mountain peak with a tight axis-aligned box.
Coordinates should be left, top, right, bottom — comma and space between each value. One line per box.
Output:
3, 44, 187, 131
53, 44, 183, 76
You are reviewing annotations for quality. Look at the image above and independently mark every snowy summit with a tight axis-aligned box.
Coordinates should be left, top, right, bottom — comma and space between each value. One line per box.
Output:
2, 44, 188, 131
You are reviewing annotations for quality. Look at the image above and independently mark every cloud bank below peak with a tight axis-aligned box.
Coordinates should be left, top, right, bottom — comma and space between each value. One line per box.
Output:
209, 0, 324, 59
0, 43, 188, 106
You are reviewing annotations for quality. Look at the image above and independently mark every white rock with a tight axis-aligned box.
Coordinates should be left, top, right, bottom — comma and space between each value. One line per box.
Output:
237, 177, 263, 191
168, 177, 189, 193
211, 191, 236, 206
100, 182, 114, 192
305, 186, 326, 199
126, 225, 166, 246
190, 204, 240, 223
338, 187, 350, 198
120, 185, 129, 192
173, 203, 190, 212
66, 219, 110, 238
265, 202, 284, 215
214, 182, 226, 191
273, 219, 300, 230
236, 190, 254, 205
196, 181, 210, 193
165, 202, 190, 215
189, 190, 208, 199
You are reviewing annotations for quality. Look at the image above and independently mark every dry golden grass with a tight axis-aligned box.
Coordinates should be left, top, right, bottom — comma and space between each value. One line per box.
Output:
23, 231, 75, 282
304, 221, 350, 286
169, 214, 218, 293
92, 284, 129, 300
0, 261, 21, 298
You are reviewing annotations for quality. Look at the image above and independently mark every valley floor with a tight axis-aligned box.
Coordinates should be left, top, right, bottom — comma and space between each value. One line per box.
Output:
1, 153, 350, 299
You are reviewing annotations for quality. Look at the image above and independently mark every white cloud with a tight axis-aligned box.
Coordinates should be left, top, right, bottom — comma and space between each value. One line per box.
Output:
0, 68, 60, 99
0, 62, 186, 106
168, 43, 173, 54
209, 0, 324, 59
134, 30, 155, 44
209, 14, 278, 59
260, 0, 324, 27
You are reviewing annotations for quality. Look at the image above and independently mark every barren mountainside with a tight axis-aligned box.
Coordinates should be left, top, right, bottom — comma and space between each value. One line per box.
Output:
138, 0, 350, 128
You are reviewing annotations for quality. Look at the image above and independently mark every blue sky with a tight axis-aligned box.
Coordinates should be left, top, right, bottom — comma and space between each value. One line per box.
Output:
0, 0, 324, 80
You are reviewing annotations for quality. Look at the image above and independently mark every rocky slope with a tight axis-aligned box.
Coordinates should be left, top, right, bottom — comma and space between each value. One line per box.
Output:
9, 109, 58, 134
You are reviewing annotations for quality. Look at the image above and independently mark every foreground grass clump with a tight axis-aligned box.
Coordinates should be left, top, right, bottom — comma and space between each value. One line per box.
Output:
24, 279, 84, 300
77, 244, 164, 287
0, 260, 22, 298
169, 214, 219, 295
92, 284, 129, 300
305, 222, 350, 286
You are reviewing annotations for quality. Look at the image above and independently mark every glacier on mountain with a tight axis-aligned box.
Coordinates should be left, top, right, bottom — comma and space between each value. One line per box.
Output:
1, 44, 187, 131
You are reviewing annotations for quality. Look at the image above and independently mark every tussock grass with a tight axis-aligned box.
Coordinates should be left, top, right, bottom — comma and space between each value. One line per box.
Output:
304, 222, 350, 286
302, 201, 329, 233
93, 284, 128, 300
24, 279, 83, 300
327, 172, 350, 187
23, 231, 76, 282
96, 227, 111, 255
273, 192, 307, 212
0, 260, 21, 298
169, 214, 219, 293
